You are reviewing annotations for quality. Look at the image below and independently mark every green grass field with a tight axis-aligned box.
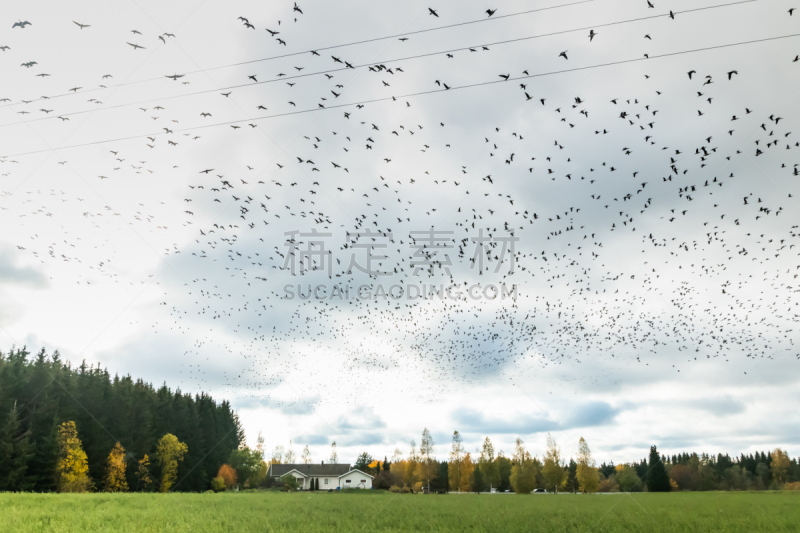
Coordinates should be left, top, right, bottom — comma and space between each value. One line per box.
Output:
0, 491, 797, 532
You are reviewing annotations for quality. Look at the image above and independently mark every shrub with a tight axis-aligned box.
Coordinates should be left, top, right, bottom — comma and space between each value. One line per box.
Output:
281, 474, 298, 492
217, 464, 238, 490
211, 477, 226, 492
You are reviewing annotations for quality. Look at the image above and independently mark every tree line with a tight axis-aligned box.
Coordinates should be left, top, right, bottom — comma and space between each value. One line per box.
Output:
345, 430, 800, 494
0, 347, 242, 492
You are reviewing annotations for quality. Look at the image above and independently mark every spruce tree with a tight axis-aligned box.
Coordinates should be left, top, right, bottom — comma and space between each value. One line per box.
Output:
646, 445, 671, 492
0, 402, 36, 491
471, 463, 486, 492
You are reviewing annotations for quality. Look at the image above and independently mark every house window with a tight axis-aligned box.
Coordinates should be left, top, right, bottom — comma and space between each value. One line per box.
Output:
346, 480, 351, 483
361, 480, 366, 483
324, 478, 329, 485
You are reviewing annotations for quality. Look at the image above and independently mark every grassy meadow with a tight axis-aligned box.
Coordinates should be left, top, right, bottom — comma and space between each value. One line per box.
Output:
0, 490, 797, 532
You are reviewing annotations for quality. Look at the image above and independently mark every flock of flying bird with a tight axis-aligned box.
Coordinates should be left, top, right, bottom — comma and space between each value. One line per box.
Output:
2, 1, 800, 411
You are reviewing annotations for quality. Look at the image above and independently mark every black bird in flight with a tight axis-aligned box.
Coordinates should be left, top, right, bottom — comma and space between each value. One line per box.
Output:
429, 8, 439, 17
486, 9, 496, 17
73, 21, 90, 29
12, 20, 32, 29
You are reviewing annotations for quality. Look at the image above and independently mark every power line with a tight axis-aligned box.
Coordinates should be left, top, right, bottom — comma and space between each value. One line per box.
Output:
0, 0, 593, 109
0, 0, 758, 129
3, 31, 795, 159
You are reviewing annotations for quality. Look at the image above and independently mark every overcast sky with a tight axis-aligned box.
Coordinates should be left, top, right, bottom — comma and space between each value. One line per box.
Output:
1, 0, 799, 465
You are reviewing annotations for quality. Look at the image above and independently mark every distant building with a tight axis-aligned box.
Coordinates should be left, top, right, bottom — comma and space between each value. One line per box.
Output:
267, 462, 373, 490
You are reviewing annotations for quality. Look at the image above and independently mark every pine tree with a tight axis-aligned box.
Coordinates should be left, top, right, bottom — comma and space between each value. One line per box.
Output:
646, 445, 671, 492
0, 401, 36, 491
103, 442, 129, 492
315, 477, 320, 490
0, 347, 243, 493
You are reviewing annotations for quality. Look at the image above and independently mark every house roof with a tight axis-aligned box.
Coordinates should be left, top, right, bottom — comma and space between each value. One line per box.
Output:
269, 463, 352, 477
339, 468, 374, 479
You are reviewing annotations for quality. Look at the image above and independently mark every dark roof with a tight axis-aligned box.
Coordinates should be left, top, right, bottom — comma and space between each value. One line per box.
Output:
269, 463, 351, 477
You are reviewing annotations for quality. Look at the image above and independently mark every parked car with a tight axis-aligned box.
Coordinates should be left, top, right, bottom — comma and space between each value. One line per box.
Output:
533, 488, 546, 493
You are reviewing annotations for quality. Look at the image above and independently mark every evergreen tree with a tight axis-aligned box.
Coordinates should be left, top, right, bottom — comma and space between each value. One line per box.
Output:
646, 445, 671, 492
315, 477, 320, 490
0, 401, 36, 491
0, 347, 242, 492
354, 452, 373, 472
566, 459, 578, 493
471, 462, 486, 492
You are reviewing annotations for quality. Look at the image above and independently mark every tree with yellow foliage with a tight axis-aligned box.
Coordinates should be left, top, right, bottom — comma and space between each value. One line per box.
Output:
103, 442, 129, 492
542, 433, 566, 493
156, 433, 188, 493
575, 437, 599, 493
389, 442, 423, 489
136, 454, 153, 492
459, 452, 475, 492
448, 431, 465, 492
771, 448, 791, 485
509, 438, 538, 494
56, 421, 92, 493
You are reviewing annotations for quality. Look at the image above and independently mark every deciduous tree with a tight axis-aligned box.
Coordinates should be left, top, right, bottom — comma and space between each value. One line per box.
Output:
616, 464, 642, 492
420, 428, 437, 491
329, 441, 338, 464
458, 452, 474, 492
301, 445, 312, 464
103, 442, 128, 492
479, 437, 499, 490
284, 441, 296, 464
271, 445, 284, 464
542, 433, 566, 493
136, 454, 153, 492
448, 431, 465, 492
576, 437, 600, 493
228, 447, 262, 487
509, 438, 538, 494
56, 421, 92, 493
156, 433, 188, 492
770, 449, 790, 485
217, 464, 237, 489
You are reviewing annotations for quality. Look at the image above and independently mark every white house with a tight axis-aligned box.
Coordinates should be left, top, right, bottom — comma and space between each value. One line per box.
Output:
267, 462, 373, 490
